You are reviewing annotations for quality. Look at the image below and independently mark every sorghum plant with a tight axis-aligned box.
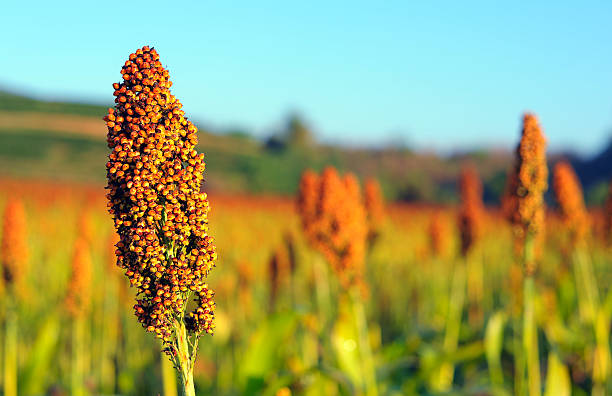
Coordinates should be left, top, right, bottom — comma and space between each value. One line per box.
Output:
364, 178, 385, 248
297, 167, 377, 396
553, 160, 610, 394
505, 114, 548, 275
1, 198, 28, 396
458, 166, 484, 257
104, 46, 217, 396
506, 113, 548, 396
268, 244, 290, 311
460, 166, 487, 323
435, 166, 485, 390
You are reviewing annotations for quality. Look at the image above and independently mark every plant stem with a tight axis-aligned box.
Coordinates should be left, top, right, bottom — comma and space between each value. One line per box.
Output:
173, 319, 195, 396
521, 232, 541, 396
573, 247, 610, 393
523, 276, 540, 396
485, 312, 505, 388
437, 259, 466, 391
100, 274, 118, 392
3, 296, 17, 396
350, 288, 378, 396
313, 254, 335, 361
162, 350, 178, 396
72, 316, 85, 396
313, 255, 331, 324
513, 315, 526, 396
573, 248, 598, 323
593, 306, 611, 395
467, 251, 484, 327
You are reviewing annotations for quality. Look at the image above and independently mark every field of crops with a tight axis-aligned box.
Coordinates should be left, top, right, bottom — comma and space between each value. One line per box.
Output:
1, 42, 611, 396
1, 164, 611, 396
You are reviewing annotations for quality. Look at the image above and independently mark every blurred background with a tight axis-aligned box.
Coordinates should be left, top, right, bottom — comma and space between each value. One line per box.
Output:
2, 1, 612, 203
2, 1, 612, 395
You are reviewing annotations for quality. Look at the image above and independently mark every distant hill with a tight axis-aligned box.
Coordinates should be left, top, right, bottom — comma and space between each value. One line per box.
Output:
0, 90, 109, 117
0, 89, 610, 204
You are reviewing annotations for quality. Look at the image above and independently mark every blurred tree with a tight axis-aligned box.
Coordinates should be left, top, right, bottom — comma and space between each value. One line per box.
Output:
264, 135, 286, 152
285, 114, 315, 148
585, 180, 609, 206
264, 113, 316, 153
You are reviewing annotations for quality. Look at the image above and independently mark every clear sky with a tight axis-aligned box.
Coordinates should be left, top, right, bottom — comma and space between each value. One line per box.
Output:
2, 1, 611, 154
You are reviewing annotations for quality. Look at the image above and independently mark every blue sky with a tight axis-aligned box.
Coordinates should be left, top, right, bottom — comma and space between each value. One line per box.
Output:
2, 1, 611, 154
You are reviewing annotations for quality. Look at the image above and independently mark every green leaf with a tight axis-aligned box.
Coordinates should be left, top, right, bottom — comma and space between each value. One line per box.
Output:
544, 352, 570, 396
485, 311, 506, 386
331, 297, 362, 390
238, 312, 299, 394
19, 315, 61, 395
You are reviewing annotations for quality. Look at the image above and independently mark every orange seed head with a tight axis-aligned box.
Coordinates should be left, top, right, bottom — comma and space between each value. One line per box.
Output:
104, 46, 217, 352
1, 198, 28, 289
553, 161, 589, 244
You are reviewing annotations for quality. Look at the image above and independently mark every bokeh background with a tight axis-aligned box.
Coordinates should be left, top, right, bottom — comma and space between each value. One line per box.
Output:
2, 1, 612, 395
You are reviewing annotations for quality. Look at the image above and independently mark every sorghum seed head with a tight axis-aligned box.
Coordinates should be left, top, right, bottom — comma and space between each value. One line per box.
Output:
458, 165, 484, 256
107, 231, 120, 274
65, 237, 92, 318
364, 178, 385, 247
553, 161, 589, 244
296, 170, 319, 241
429, 209, 451, 259
283, 231, 297, 275
504, 113, 548, 274
296, 167, 367, 290
77, 210, 95, 245
268, 244, 291, 309
104, 46, 217, 348
1, 198, 28, 289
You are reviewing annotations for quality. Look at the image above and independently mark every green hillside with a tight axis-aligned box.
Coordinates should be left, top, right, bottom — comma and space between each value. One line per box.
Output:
0, 90, 109, 117
0, 90, 515, 202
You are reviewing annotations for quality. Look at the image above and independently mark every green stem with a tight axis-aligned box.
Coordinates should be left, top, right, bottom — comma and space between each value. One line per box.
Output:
513, 315, 526, 396
485, 312, 505, 388
436, 260, 466, 391
173, 319, 195, 396
72, 316, 85, 396
467, 252, 484, 327
100, 274, 118, 392
523, 276, 541, 396
350, 288, 378, 396
574, 247, 610, 391
313, 254, 336, 363
3, 297, 17, 396
593, 307, 611, 394
162, 350, 178, 396
573, 248, 598, 323
313, 255, 332, 324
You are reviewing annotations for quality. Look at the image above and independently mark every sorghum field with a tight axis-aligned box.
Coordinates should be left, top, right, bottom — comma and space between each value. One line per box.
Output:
2, 44, 612, 396
2, 144, 612, 396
